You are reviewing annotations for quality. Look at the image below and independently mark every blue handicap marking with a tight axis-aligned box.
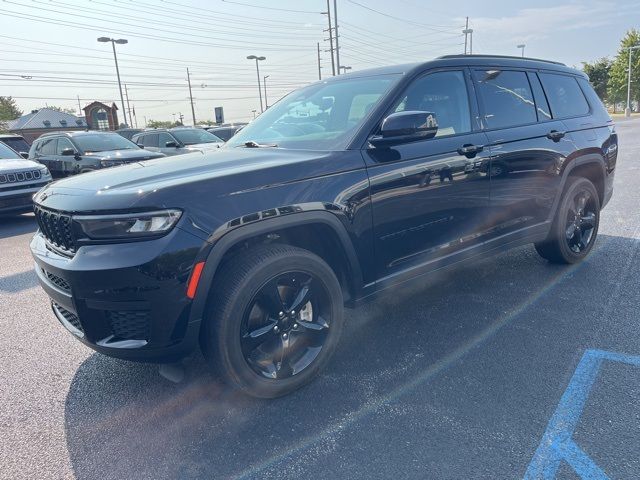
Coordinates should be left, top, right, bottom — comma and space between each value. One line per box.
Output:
524, 349, 640, 479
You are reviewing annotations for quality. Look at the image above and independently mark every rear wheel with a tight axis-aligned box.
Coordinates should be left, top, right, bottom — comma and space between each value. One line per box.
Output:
535, 177, 600, 264
202, 244, 344, 398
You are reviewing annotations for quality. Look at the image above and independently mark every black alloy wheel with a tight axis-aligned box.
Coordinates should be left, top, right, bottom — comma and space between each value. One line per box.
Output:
535, 176, 600, 264
240, 271, 331, 380
202, 244, 344, 398
564, 189, 597, 254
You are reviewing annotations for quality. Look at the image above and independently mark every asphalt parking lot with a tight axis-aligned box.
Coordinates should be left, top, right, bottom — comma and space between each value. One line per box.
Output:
1, 119, 639, 480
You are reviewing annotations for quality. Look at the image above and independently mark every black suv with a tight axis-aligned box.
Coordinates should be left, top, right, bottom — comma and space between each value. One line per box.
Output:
31, 56, 617, 398
29, 131, 165, 177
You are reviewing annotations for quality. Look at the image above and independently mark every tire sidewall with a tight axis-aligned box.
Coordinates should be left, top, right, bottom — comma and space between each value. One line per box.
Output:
207, 249, 344, 398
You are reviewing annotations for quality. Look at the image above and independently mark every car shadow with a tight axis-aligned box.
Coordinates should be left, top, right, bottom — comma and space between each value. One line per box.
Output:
63, 234, 639, 480
0, 213, 37, 240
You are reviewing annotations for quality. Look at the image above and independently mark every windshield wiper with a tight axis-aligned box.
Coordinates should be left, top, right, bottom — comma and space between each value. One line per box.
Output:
240, 140, 278, 148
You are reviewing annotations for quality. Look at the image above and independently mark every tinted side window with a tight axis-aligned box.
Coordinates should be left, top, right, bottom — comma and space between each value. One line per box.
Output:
158, 132, 174, 147
142, 134, 159, 148
56, 138, 75, 155
473, 70, 537, 129
393, 70, 471, 137
39, 138, 57, 155
539, 73, 590, 119
577, 77, 609, 117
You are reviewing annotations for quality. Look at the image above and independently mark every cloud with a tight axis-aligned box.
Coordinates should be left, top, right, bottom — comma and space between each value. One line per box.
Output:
462, 1, 640, 44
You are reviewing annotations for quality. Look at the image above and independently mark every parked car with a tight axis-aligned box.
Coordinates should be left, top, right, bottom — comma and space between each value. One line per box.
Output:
0, 141, 51, 215
115, 128, 143, 141
132, 127, 223, 156
28, 131, 165, 177
0, 134, 31, 158
205, 124, 246, 142
31, 55, 616, 398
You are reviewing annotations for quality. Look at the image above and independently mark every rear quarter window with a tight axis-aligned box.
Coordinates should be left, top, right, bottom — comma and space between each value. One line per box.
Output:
577, 77, 609, 118
539, 73, 590, 119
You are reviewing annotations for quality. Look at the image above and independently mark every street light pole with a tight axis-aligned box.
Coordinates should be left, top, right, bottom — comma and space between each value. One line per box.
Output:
626, 45, 640, 117
98, 37, 128, 127
263, 75, 269, 109
517, 44, 526, 57
187, 67, 196, 126
462, 28, 473, 54
247, 55, 266, 113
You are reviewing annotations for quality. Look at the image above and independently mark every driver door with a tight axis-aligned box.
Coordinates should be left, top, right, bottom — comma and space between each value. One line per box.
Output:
363, 69, 492, 282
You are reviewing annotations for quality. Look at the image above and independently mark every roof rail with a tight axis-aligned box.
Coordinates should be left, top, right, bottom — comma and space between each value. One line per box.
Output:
437, 54, 565, 66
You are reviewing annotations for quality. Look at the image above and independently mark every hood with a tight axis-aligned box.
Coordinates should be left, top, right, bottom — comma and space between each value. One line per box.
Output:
0, 158, 47, 172
184, 142, 222, 152
83, 149, 165, 161
33, 147, 347, 213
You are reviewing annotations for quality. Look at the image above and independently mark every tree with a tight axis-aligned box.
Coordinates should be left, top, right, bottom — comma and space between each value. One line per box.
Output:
146, 119, 181, 128
582, 58, 611, 103
0, 96, 23, 132
608, 29, 640, 113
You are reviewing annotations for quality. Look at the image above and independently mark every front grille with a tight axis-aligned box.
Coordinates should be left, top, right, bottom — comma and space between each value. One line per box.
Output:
42, 269, 71, 292
34, 205, 76, 255
53, 302, 83, 334
0, 169, 41, 184
107, 310, 151, 340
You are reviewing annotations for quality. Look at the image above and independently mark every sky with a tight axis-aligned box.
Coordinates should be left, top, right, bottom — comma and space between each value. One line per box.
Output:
1, 0, 638, 126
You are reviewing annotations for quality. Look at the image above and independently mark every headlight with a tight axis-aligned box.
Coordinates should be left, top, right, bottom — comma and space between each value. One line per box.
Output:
100, 160, 124, 167
74, 209, 182, 240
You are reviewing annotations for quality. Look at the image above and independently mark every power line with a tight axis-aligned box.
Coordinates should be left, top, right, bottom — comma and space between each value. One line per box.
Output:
220, 0, 321, 14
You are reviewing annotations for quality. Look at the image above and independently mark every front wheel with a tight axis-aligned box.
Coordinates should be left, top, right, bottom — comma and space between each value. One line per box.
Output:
202, 244, 344, 398
535, 176, 600, 264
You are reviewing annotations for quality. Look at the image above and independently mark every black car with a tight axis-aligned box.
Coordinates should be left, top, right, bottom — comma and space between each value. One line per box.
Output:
28, 131, 165, 177
0, 134, 31, 158
31, 55, 617, 398
115, 128, 143, 141
205, 124, 246, 142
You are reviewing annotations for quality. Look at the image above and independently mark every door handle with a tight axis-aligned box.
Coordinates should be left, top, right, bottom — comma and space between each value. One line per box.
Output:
457, 144, 483, 157
546, 130, 566, 142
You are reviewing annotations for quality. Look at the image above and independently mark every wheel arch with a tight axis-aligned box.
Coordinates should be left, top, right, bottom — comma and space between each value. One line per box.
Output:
556, 153, 606, 212
189, 211, 364, 324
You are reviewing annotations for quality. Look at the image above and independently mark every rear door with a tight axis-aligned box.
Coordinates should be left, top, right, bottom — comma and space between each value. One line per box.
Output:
33, 137, 59, 176
472, 68, 574, 238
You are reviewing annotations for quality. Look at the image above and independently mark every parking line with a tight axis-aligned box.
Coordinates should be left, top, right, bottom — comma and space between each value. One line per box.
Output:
524, 349, 640, 479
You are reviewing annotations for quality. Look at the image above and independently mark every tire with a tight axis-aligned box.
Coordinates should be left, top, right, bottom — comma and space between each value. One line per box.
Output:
535, 176, 600, 264
202, 244, 344, 398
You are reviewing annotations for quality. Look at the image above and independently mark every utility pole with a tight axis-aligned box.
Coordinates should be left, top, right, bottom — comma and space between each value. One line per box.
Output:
263, 75, 269, 109
76, 95, 82, 116
463, 17, 468, 55
462, 21, 473, 55
323, 0, 336, 76
626, 45, 640, 117
187, 67, 196, 126
333, 0, 340, 74
124, 84, 133, 128
317, 42, 322, 80
517, 44, 526, 57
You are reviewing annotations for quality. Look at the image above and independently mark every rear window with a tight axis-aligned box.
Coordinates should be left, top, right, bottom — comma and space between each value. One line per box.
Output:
473, 70, 537, 129
539, 73, 590, 119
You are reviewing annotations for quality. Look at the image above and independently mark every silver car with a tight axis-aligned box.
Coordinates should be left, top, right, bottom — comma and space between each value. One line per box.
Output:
0, 142, 52, 215
132, 127, 223, 157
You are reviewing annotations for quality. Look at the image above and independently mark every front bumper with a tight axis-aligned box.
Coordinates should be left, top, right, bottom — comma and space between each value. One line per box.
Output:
0, 184, 46, 214
30, 226, 206, 362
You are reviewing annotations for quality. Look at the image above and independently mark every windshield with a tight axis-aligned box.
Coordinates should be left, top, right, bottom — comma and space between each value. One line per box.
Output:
0, 142, 22, 159
1, 137, 30, 153
226, 74, 400, 150
73, 133, 139, 153
172, 129, 223, 145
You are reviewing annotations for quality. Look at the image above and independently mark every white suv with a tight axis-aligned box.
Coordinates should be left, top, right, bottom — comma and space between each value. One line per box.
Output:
0, 142, 51, 215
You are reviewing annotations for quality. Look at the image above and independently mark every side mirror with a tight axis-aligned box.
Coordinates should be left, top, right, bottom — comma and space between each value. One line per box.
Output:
369, 111, 438, 148
165, 141, 178, 148
19, 151, 29, 159
61, 147, 77, 156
